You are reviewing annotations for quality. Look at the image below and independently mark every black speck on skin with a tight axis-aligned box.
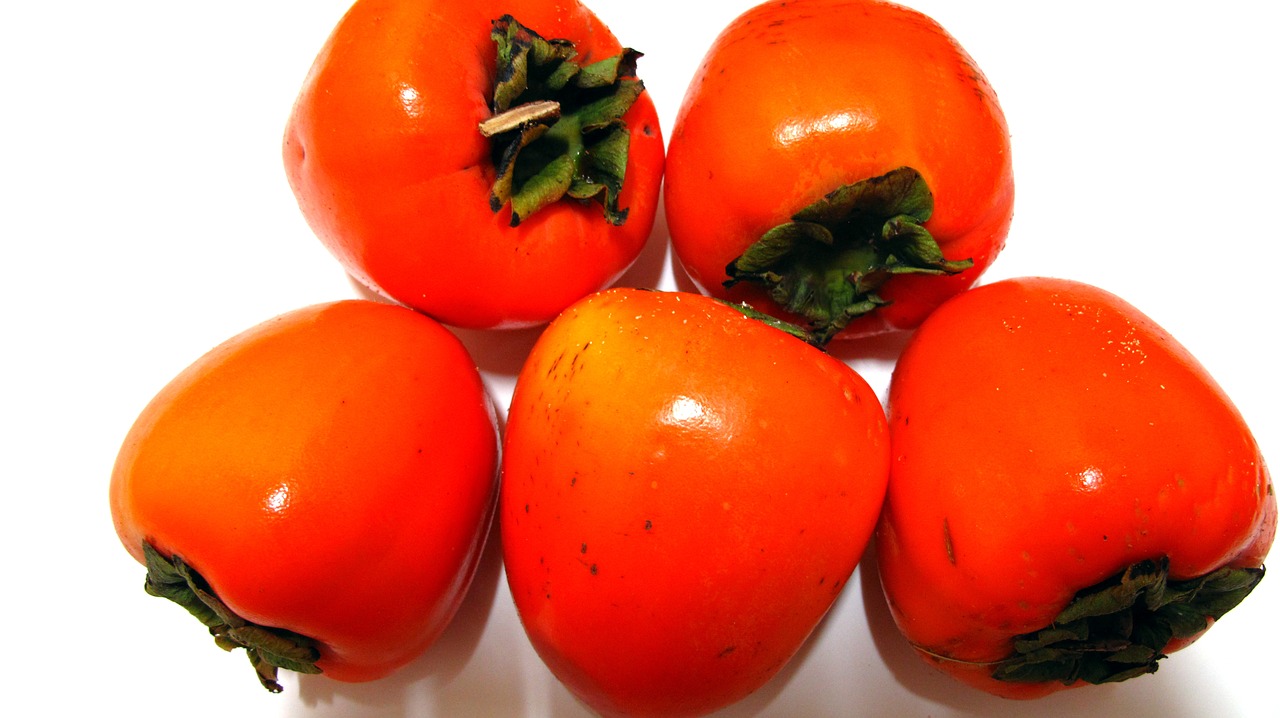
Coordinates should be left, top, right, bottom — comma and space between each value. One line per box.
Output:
943, 519, 956, 565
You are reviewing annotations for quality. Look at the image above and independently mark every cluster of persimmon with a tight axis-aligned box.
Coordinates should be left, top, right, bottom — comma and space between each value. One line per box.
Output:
110, 1, 1273, 715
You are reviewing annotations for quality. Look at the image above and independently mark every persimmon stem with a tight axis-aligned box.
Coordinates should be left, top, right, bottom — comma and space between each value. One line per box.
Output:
479, 100, 562, 137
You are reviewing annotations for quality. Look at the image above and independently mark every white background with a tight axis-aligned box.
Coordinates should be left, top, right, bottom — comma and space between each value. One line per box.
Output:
2, 1, 1276, 716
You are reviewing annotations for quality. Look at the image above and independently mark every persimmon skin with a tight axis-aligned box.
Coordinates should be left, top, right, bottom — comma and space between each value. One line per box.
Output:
501, 288, 890, 717
109, 300, 500, 683
877, 277, 1276, 699
664, 0, 1013, 340
283, 0, 665, 330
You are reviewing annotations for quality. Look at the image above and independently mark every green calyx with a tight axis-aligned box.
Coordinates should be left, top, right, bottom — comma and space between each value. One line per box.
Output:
725, 166, 971, 346
481, 15, 644, 227
142, 541, 322, 693
994, 556, 1265, 686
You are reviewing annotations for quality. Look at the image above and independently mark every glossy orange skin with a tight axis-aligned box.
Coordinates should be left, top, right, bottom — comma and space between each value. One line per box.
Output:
500, 288, 890, 717
283, 0, 665, 330
664, 0, 1013, 340
877, 277, 1276, 699
109, 300, 499, 683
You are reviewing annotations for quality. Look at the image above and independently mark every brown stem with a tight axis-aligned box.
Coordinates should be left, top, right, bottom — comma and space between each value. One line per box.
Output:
478, 100, 561, 138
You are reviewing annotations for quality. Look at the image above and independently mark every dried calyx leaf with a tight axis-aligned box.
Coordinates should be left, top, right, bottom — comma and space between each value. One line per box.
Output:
725, 167, 971, 346
482, 15, 644, 227
142, 541, 322, 693
994, 556, 1265, 686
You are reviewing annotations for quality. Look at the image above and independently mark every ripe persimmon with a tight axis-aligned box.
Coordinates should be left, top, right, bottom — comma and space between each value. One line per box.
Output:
665, 0, 1013, 343
284, 0, 665, 330
878, 277, 1275, 698
109, 300, 499, 690
501, 288, 890, 716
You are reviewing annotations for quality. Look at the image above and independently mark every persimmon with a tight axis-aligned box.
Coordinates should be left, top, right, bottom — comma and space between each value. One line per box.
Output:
284, 0, 665, 330
500, 288, 890, 716
877, 277, 1275, 698
109, 300, 499, 690
664, 0, 1013, 343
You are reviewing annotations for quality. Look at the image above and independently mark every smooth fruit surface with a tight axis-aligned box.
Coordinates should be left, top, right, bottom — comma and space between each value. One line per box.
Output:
665, 0, 1013, 341
877, 277, 1275, 698
284, 0, 665, 329
110, 300, 500, 685
501, 288, 890, 716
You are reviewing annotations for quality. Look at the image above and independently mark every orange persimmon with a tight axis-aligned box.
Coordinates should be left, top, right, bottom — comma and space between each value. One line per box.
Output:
665, 0, 1013, 343
877, 277, 1275, 698
501, 288, 890, 716
109, 300, 499, 690
284, 0, 665, 330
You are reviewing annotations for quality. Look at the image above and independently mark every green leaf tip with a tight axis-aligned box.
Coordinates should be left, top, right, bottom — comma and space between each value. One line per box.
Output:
719, 300, 824, 348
